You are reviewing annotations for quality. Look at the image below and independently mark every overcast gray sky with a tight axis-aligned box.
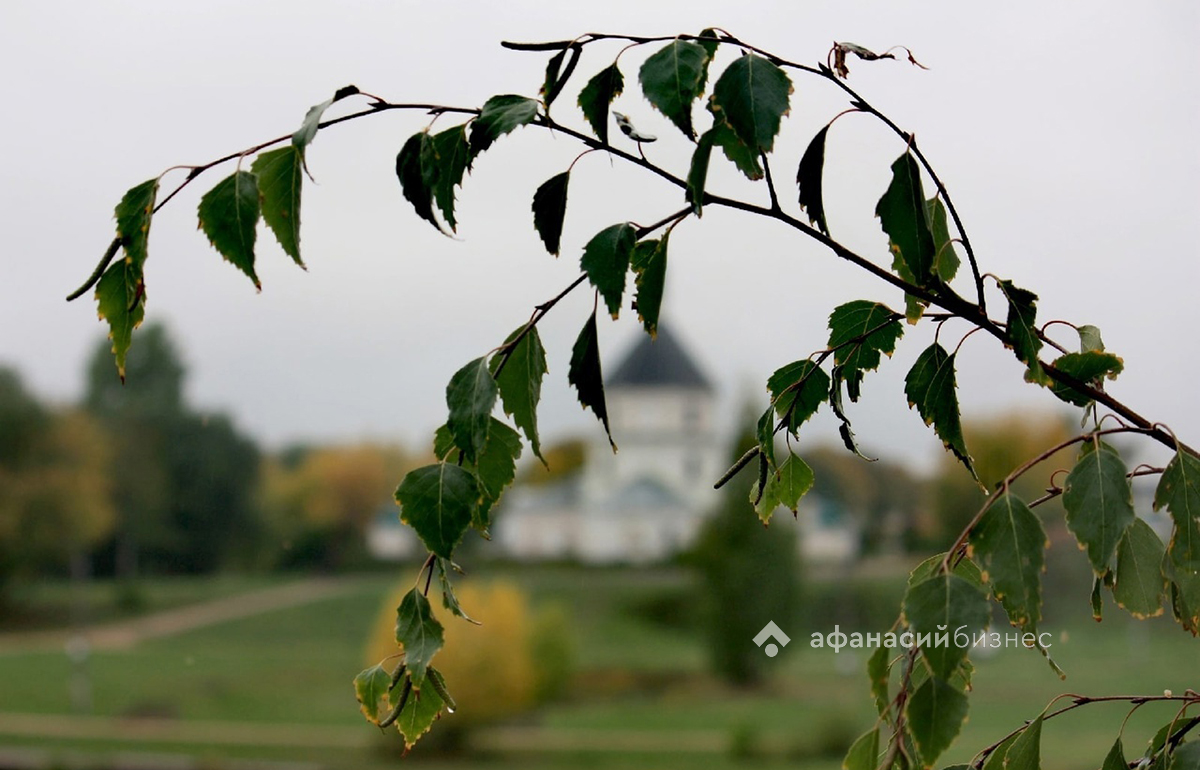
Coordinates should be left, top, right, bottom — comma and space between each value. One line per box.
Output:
2, 1, 1197, 474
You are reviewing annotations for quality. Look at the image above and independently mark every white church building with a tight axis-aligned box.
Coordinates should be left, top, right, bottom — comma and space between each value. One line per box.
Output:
368, 326, 861, 565
495, 326, 726, 563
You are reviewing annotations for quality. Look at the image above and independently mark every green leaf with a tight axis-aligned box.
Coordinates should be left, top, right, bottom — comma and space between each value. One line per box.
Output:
1148, 721, 1174, 759
756, 406, 777, 470
639, 39, 710, 140
470, 94, 539, 157
696, 28, 720, 60
1078, 324, 1105, 353
432, 418, 522, 532
1169, 575, 1200, 635
905, 676, 968, 766
709, 53, 793, 154
908, 553, 985, 589
251, 147, 304, 267
685, 130, 715, 217
445, 357, 498, 464
997, 280, 1046, 384
867, 645, 891, 716
827, 300, 903, 388
842, 727, 879, 770
1047, 351, 1124, 407
437, 558, 479, 625
1171, 741, 1200, 770
95, 260, 146, 382
796, 125, 830, 235
114, 178, 159, 270
395, 681, 445, 749
709, 120, 763, 180
631, 235, 669, 337
393, 588, 444, 688
891, 250, 928, 325
197, 170, 261, 288
1101, 737, 1126, 770
395, 463, 478, 558
756, 451, 814, 523
876, 153, 935, 286
903, 574, 990, 678
578, 64, 624, 145
581, 223, 636, 318
1004, 714, 1043, 770
1091, 574, 1105, 621
926, 197, 960, 283
540, 44, 580, 110
1154, 450, 1200, 570
569, 311, 615, 450
473, 419, 522, 530
829, 367, 874, 461
292, 85, 358, 163
542, 48, 569, 104
491, 326, 548, 463
1113, 517, 1166, 618
767, 360, 830, 436
982, 734, 1017, 770
904, 344, 974, 477
1062, 442, 1136, 574
968, 491, 1047, 631
532, 171, 570, 256
353, 664, 392, 725
395, 132, 441, 234
432, 423, 455, 461
421, 125, 471, 232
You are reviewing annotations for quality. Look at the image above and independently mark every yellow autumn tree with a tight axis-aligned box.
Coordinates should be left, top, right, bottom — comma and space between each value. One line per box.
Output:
260, 442, 414, 568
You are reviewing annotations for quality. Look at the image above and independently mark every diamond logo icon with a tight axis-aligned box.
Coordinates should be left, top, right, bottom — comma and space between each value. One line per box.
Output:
753, 621, 791, 657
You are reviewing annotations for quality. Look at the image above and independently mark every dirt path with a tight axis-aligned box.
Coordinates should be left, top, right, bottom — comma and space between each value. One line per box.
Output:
0, 711, 367, 749
0, 711, 722, 754
0, 577, 358, 654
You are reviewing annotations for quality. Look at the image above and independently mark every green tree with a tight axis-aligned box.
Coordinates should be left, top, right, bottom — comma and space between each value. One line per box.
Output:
68, 30, 1200, 765
84, 323, 260, 576
0, 368, 116, 600
690, 426, 800, 685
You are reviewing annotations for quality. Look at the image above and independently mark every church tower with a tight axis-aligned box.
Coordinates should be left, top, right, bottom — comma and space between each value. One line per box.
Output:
578, 326, 724, 555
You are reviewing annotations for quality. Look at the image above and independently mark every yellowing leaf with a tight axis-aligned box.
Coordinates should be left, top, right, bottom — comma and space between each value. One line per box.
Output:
353, 664, 392, 725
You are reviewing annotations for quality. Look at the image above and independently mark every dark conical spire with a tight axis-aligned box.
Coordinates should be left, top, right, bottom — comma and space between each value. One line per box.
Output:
607, 325, 712, 391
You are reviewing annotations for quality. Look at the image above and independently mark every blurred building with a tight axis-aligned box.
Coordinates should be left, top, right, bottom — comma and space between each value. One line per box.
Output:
497, 326, 723, 563
494, 327, 861, 566
368, 326, 863, 565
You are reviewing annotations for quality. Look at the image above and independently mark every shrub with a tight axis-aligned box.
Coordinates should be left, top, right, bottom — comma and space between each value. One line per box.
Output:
365, 579, 573, 750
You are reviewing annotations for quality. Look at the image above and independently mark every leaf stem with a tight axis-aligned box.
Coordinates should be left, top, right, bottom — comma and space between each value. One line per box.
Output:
760, 152, 781, 213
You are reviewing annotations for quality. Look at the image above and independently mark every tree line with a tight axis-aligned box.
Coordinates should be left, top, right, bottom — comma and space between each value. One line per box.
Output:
2, 323, 1074, 609
0, 323, 418, 607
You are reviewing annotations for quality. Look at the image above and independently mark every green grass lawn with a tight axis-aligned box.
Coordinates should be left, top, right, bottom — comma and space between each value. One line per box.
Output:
0, 573, 289, 631
0, 566, 1195, 770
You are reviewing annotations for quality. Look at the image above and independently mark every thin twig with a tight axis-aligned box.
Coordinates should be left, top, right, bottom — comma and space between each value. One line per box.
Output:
491, 273, 588, 380
66, 101, 481, 302
941, 426, 1153, 573
972, 693, 1200, 768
